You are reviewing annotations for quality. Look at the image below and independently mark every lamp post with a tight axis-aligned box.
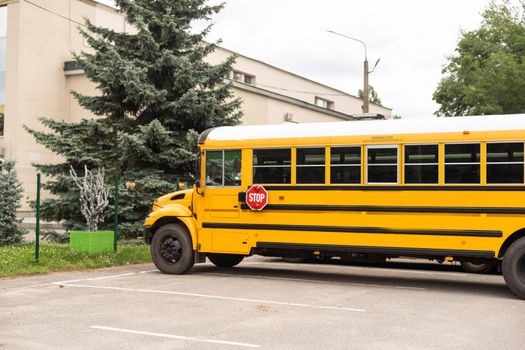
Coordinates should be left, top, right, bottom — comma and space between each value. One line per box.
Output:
327, 30, 379, 114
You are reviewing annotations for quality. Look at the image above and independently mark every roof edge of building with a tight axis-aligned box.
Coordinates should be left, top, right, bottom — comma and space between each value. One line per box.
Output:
0, 0, 19, 5
231, 80, 363, 121
79, 0, 118, 12
217, 45, 392, 111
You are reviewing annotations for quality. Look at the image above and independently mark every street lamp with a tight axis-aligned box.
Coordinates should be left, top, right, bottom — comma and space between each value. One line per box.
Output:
327, 30, 380, 114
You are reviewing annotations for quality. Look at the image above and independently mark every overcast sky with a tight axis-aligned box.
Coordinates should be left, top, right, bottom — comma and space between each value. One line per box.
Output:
202, 0, 504, 119
98, 0, 502, 119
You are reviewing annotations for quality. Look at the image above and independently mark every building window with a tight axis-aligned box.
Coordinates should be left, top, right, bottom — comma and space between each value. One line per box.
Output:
296, 148, 325, 184
367, 145, 398, 183
315, 97, 334, 110
404, 144, 439, 184
487, 142, 524, 184
230, 70, 255, 85
330, 147, 361, 184
253, 148, 291, 184
445, 143, 480, 184
205, 150, 242, 187
0, 6, 7, 137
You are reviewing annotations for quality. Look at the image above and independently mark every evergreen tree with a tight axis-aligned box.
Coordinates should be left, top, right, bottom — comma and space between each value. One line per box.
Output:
26, 0, 241, 237
0, 161, 25, 245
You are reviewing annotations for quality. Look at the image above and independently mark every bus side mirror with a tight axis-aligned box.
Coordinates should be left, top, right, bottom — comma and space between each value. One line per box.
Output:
195, 179, 201, 188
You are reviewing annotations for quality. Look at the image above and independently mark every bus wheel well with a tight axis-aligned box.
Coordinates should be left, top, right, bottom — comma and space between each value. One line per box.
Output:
499, 228, 525, 258
148, 217, 188, 243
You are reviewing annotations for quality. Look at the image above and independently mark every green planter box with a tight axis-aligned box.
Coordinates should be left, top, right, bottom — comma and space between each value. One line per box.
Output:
70, 231, 114, 254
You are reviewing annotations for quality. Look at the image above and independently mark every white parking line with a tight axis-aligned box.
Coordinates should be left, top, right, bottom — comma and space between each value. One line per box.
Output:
54, 272, 137, 284
2, 272, 145, 292
91, 326, 260, 348
201, 272, 425, 291
62, 283, 366, 312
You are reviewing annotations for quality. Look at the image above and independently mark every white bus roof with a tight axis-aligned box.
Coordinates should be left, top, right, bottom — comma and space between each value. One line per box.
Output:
206, 114, 525, 142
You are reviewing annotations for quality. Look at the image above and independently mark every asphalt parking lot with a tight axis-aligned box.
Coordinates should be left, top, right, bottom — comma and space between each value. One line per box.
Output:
1, 257, 524, 350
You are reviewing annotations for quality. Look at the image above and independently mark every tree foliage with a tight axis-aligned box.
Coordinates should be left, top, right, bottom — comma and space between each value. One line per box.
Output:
0, 161, 25, 246
434, 0, 525, 116
26, 0, 241, 236
358, 85, 382, 106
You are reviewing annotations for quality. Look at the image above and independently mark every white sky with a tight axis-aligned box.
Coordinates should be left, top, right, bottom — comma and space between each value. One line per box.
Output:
97, 0, 504, 119
204, 0, 501, 119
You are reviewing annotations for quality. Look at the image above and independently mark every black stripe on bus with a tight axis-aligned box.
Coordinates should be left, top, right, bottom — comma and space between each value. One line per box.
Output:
255, 242, 495, 258
239, 204, 525, 215
261, 185, 525, 191
202, 222, 502, 238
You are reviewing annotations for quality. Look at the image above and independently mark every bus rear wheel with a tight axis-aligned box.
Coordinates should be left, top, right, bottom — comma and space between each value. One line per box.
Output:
208, 253, 244, 268
502, 237, 525, 299
151, 224, 194, 275
460, 261, 495, 274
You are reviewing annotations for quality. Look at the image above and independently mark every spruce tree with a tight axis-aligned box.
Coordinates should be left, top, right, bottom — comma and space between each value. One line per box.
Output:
0, 161, 25, 245
26, 0, 241, 236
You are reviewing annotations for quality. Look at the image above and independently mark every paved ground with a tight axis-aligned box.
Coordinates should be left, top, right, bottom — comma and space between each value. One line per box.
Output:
1, 257, 524, 350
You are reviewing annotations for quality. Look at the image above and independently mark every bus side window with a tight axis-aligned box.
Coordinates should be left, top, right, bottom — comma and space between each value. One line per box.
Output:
297, 148, 325, 184
205, 150, 242, 187
445, 143, 480, 184
224, 150, 242, 186
330, 147, 361, 184
367, 145, 398, 183
404, 144, 439, 184
206, 150, 223, 186
487, 142, 524, 184
253, 148, 291, 184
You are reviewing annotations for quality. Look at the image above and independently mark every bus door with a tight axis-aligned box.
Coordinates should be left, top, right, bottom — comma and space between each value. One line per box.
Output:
199, 149, 248, 253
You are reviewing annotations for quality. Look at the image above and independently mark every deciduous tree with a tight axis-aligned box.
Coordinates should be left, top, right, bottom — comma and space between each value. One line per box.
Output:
433, 0, 525, 116
358, 85, 382, 106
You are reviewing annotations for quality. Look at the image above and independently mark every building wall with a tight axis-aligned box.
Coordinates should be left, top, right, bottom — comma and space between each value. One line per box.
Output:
207, 48, 391, 117
0, 0, 128, 210
234, 87, 343, 125
0, 5, 7, 141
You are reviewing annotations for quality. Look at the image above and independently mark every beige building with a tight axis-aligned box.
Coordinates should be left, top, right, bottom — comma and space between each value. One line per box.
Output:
0, 0, 391, 210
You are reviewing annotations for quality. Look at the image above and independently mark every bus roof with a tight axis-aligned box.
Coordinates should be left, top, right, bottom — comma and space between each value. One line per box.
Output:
204, 114, 525, 142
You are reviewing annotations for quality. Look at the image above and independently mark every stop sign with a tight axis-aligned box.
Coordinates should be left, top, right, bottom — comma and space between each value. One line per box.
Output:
245, 185, 269, 211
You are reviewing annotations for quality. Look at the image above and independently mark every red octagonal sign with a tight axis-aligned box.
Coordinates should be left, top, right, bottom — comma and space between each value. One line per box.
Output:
246, 185, 269, 211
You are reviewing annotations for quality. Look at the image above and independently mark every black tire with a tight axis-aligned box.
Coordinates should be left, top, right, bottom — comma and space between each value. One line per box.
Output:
151, 224, 194, 274
460, 261, 495, 274
503, 237, 525, 299
208, 253, 244, 268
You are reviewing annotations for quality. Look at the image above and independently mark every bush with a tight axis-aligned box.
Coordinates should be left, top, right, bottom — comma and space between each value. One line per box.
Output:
42, 230, 70, 243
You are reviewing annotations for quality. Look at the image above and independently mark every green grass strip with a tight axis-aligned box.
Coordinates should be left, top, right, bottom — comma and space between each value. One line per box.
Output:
0, 242, 151, 278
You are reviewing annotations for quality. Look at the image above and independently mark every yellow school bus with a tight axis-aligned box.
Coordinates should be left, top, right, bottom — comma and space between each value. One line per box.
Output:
144, 114, 525, 299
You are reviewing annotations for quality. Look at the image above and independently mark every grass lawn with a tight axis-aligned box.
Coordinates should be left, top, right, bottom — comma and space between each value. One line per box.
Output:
0, 242, 152, 278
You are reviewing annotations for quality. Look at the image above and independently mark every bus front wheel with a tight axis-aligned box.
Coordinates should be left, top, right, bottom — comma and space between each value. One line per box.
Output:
502, 237, 525, 299
151, 224, 195, 275
208, 253, 244, 268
